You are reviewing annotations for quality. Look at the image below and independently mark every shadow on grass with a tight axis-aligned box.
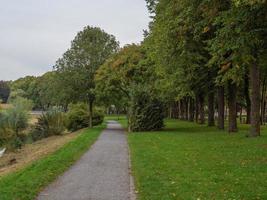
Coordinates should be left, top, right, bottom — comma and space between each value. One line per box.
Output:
136, 119, 267, 138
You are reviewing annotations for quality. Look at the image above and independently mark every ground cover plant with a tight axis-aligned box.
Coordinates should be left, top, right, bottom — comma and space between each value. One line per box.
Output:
0, 125, 104, 200
128, 119, 267, 200
30, 109, 65, 141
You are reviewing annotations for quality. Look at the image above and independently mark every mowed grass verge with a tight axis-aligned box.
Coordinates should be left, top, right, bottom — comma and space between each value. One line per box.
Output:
128, 119, 267, 200
0, 125, 104, 200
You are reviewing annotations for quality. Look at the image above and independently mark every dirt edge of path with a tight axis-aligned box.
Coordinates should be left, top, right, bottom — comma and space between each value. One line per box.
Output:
0, 130, 85, 177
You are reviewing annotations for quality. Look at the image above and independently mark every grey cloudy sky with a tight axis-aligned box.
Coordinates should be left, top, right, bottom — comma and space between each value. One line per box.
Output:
0, 0, 150, 81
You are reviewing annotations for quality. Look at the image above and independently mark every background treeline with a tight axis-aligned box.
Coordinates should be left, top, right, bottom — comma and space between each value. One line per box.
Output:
6, 73, 61, 109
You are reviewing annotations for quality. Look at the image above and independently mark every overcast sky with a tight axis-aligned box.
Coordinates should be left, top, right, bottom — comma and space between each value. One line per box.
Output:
0, 0, 150, 81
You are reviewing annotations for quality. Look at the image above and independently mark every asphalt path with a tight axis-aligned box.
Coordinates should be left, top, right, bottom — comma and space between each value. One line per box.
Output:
38, 121, 135, 200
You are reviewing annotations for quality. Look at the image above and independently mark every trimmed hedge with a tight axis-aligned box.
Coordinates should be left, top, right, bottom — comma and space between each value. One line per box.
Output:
129, 93, 164, 132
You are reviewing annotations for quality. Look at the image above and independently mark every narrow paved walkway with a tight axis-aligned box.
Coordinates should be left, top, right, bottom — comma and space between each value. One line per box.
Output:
38, 121, 135, 200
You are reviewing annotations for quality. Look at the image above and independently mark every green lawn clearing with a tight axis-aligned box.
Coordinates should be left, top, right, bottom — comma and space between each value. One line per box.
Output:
0, 125, 104, 200
128, 119, 267, 200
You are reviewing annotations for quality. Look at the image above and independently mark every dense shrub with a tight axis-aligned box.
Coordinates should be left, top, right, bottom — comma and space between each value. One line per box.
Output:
65, 103, 89, 131
65, 103, 104, 131
0, 97, 31, 150
31, 109, 65, 141
129, 92, 164, 132
92, 110, 104, 126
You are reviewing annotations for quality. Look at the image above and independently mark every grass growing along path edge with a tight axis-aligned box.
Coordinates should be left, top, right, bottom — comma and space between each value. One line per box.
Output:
128, 119, 267, 200
0, 125, 104, 200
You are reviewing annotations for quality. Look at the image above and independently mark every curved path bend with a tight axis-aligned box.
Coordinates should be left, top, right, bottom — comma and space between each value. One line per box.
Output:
38, 121, 135, 200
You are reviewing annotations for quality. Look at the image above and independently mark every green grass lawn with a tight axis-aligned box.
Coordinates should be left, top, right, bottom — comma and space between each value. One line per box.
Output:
128, 119, 267, 200
0, 125, 104, 200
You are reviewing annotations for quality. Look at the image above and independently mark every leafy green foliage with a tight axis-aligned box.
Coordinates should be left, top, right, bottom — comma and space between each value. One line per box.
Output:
65, 103, 90, 131
9, 73, 62, 109
55, 28, 119, 99
54, 26, 119, 127
96, 44, 163, 131
96, 44, 149, 101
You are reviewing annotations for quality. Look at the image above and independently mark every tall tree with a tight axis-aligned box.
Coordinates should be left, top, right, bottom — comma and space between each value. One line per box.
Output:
55, 26, 119, 127
208, 1, 267, 136
96, 44, 162, 131
217, 86, 225, 129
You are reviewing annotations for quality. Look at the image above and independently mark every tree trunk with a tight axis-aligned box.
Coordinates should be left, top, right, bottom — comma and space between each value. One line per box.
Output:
177, 101, 181, 119
168, 102, 173, 119
199, 94, 205, 124
228, 81, 238, 133
127, 111, 132, 132
217, 86, 225, 130
180, 100, 184, 120
189, 97, 195, 122
239, 106, 243, 124
88, 100, 93, 128
263, 101, 266, 124
195, 95, 199, 123
185, 97, 189, 120
244, 72, 251, 124
225, 105, 228, 120
172, 101, 178, 119
208, 91, 215, 126
248, 62, 261, 137
260, 77, 266, 125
